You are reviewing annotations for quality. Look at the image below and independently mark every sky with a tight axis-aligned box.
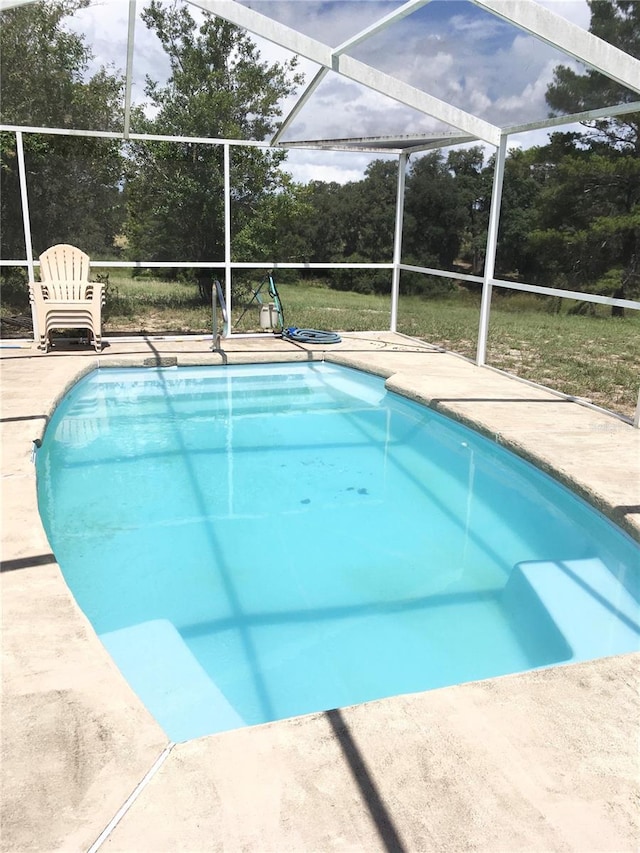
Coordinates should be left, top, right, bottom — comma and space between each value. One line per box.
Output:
67, 0, 597, 183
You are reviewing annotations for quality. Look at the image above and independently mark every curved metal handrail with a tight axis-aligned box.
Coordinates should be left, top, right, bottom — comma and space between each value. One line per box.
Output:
212, 278, 228, 351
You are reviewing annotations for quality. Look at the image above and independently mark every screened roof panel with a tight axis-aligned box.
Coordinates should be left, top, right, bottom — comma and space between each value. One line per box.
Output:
258, 0, 639, 142
2, 0, 639, 149
342, 1, 593, 127
236, 0, 412, 47
280, 72, 468, 144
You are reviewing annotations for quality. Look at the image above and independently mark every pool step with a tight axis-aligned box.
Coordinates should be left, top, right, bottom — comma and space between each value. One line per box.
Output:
503, 558, 640, 662
100, 619, 245, 742
94, 365, 386, 421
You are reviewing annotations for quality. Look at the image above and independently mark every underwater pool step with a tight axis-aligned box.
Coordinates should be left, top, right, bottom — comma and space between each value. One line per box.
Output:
102, 388, 383, 421
102, 401, 380, 427
504, 558, 640, 660
90, 366, 386, 412
100, 619, 245, 742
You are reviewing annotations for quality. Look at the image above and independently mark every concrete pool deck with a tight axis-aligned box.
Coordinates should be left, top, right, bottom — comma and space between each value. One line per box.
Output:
1, 331, 639, 852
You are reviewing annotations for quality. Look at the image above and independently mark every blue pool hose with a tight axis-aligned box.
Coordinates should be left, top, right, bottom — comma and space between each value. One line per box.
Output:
282, 327, 342, 345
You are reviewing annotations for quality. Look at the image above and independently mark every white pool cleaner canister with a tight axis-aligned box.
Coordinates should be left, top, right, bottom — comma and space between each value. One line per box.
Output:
260, 303, 278, 329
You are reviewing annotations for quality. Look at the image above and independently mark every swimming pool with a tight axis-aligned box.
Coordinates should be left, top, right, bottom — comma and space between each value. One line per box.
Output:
37, 362, 640, 742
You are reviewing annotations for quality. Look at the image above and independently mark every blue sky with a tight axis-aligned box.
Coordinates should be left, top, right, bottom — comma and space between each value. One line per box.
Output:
70, 0, 594, 182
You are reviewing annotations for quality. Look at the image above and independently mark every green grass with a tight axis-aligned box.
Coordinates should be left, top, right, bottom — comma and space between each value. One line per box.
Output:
5, 269, 638, 418
98, 271, 212, 333
276, 282, 391, 332
397, 289, 639, 417
487, 308, 640, 417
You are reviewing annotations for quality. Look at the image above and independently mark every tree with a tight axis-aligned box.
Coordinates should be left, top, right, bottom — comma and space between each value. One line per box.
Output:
528, 135, 640, 307
546, 0, 639, 153
347, 159, 398, 263
298, 180, 349, 265
495, 146, 545, 281
404, 151, 466, 270
542, 0, 640, 311
446, 146, 490, 274
319, 160, 397, 293
233, 179, 313, 266
0, 0, 125, 271
124, 0, 303, 301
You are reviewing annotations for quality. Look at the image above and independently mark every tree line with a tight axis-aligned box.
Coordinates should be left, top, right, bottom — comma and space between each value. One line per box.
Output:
1, 0, 638, 311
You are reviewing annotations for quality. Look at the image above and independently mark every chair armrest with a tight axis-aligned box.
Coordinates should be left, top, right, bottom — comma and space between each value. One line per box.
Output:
31, 280, 103, 302
28, 281, 46, 305
84, 282, 105, 302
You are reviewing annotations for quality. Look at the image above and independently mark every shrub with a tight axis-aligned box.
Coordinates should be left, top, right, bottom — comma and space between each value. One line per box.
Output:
0, 268, 30, 311
399, 264, 456, 297
329, 254, 391, 295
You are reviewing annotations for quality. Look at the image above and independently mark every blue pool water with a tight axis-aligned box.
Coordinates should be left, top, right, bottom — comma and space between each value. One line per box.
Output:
37, 363, 640, 742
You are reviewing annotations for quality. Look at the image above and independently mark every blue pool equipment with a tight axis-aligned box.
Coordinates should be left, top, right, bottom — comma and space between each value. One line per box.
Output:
283, 327, 342, 344
235, 271, 341, 342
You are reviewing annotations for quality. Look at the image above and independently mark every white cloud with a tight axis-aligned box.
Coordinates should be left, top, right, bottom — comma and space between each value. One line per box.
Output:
68, 0, 171, 108
282, 150, 382, 184
491, 59, 558, 122
242, 0, 401, 48
537, 1, 590, 29
467, 86, 492, 117
448, 10, 507, 40
293, 75, 429, 140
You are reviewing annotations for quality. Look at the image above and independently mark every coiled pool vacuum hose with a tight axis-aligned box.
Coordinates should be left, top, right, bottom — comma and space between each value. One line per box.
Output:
282, 327, 342, 344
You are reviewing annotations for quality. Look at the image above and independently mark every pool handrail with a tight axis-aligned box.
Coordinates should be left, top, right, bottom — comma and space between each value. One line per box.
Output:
212, 278, 227, 351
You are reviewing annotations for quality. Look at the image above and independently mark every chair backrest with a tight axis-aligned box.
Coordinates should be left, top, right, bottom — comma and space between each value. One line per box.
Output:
39, 244, 90, 284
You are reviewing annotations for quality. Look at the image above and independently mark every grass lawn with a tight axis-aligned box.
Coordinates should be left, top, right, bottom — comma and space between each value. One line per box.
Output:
397, 290, 639, 418
4, 270, 639, 419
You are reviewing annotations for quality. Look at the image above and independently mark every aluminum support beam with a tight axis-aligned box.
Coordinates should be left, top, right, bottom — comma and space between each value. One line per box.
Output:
15, 131, 38, 340
403, 135, 476, 154
506, 100, 640, 136
189, 0, 501, 145
272, 68, 328, 146
390, 153, 408, 333
333, 0, 434, 55
0, 125, 268, 148
123, 1, 137, 138
491, 278, 640, 311
15, 133, 34, 282
471, 0, 640, 94
223, 143, 232, 338
477, 134, 508, 367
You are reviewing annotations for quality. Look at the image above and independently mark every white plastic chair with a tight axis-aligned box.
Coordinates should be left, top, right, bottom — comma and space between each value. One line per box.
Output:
29, 244, 105, 352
